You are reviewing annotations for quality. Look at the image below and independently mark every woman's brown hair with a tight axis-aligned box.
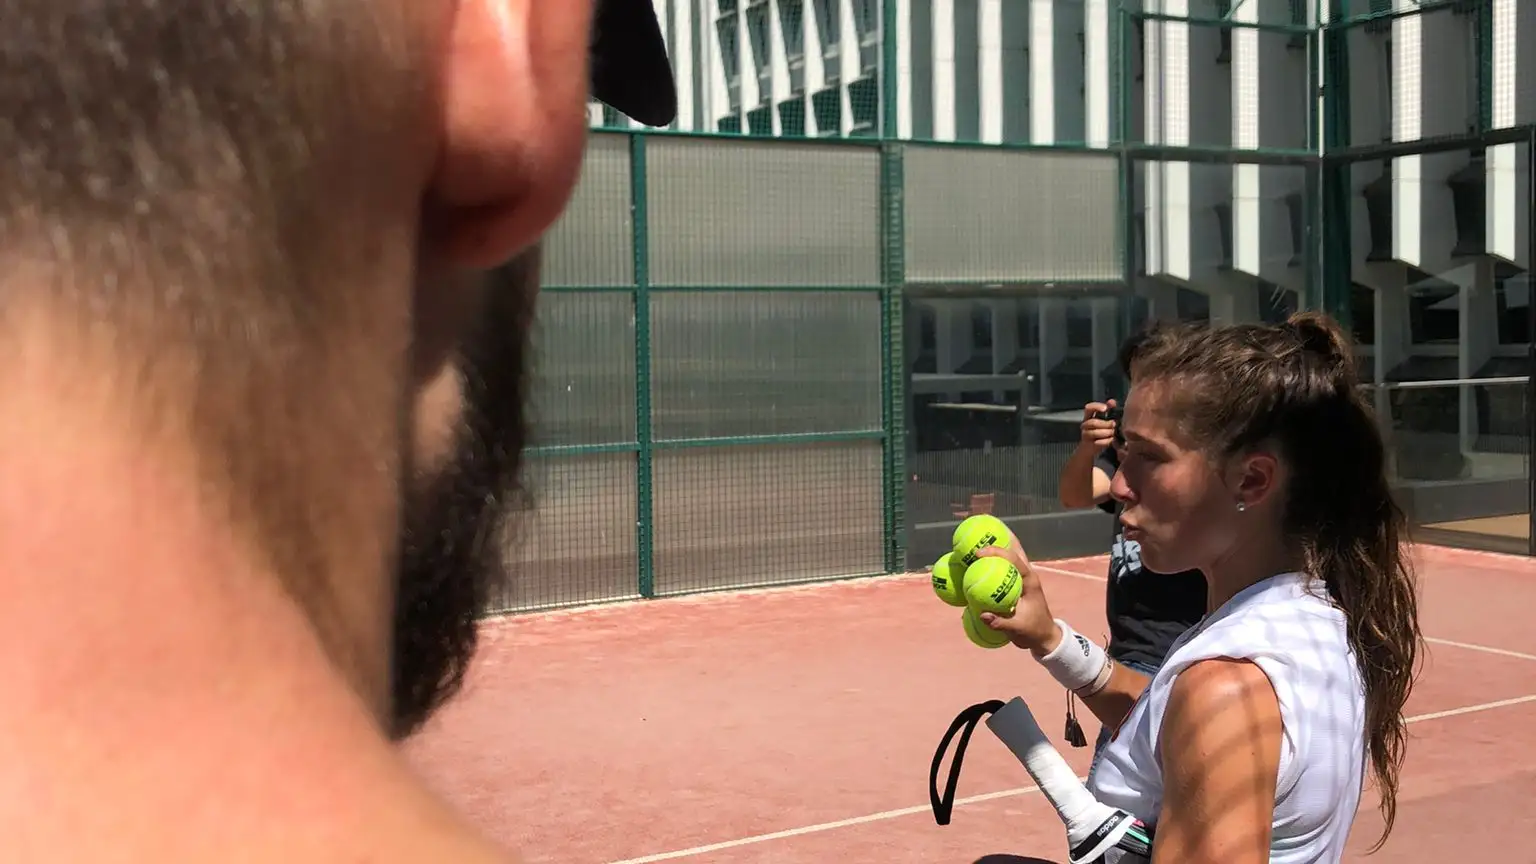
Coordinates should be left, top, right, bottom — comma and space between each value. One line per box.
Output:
1132, 311, 1423, 849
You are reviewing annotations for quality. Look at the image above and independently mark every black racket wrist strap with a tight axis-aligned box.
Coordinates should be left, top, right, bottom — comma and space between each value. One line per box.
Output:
929, 699, 1006, 826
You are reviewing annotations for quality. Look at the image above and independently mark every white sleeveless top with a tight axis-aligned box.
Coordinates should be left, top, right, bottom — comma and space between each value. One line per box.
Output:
1085, 571, 1366, 864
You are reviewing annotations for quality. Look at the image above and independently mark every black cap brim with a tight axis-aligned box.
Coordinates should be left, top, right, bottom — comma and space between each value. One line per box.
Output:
590, 0, 678, 128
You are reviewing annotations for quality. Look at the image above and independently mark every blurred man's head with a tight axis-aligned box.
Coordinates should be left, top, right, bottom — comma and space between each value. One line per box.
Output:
1119, 326, 1157, 383
0, 0, 673, 737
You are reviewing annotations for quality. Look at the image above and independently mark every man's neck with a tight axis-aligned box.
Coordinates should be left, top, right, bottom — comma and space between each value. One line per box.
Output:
0, 352, 495, 859
1, 311, 402, 701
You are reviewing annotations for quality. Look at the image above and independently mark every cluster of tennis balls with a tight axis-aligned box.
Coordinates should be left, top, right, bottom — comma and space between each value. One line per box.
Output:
930, 514, 1023, 649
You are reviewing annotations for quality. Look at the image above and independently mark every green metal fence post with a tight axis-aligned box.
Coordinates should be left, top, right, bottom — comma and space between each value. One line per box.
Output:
630, 132, 655, 598
880, 0, 906, 574
880, 142, 906, 574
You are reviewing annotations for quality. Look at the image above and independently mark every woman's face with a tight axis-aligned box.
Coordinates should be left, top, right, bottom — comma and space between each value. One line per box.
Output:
1109, 380, 1241, 575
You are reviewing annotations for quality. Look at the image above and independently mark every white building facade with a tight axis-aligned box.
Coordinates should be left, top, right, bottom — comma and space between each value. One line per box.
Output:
599, 1, 1536, 390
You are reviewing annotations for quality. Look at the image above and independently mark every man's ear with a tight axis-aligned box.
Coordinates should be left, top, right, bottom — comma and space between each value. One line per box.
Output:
424, 0, 595, 269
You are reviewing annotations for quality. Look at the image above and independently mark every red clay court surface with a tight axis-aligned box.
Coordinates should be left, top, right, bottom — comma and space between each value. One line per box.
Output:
405, 544, 1536, 863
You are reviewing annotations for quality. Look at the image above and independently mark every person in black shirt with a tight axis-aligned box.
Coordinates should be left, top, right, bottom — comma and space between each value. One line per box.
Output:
1055, 330, 1207, 778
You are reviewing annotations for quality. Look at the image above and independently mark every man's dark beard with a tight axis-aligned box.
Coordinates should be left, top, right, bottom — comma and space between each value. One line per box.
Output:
388, 256, 537, 739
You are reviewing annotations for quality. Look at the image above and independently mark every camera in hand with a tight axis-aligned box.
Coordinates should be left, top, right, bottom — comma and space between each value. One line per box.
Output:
1095, 405, 1126, 447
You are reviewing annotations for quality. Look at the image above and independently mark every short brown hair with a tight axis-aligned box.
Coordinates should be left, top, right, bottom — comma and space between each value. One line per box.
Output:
1117, 323, 1160, 379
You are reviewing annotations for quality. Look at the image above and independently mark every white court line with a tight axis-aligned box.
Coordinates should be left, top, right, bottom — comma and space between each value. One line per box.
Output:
600, 783, 1064, 864
1405, 693, 1536, 723
1421, 637, 1536, 663
1031, 563, 1111, 583
1030, 566, 1536, 664
600, 694, 1536, 864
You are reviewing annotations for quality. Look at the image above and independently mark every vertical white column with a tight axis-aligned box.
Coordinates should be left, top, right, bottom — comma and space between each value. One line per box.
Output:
1143, 5, 1164, 276
805, 0, 828, 134
1231, 0, 1260, 276
1029, 0, 1056, 143
932, 0, 956, 140
768, 0, 789, 134
1391, 2, 1424, 267
706, 0, 724, 129
1487, 0, 1531, 269
979, 0, 1004, 143
1391, 0, 1472, 277
1315, 0, 1329, 151
839, 0, 859, 135
670, 0, 697, 130
709, 0, 732, 131
897, 0, 915, 138
738, 4, 759, 121
1084, 0, 1111, 148
1159, 0, 1192, 281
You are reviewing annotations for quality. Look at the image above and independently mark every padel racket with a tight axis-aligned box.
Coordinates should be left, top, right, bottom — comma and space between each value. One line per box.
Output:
987, 697, 1153, 863
930, 698, 1154, 864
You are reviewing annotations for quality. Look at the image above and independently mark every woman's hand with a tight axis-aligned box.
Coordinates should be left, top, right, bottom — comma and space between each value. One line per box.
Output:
972, 535, 1061, 655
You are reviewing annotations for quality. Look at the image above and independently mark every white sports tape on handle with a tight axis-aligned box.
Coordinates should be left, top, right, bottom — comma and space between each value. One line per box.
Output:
985, 697, 1152, 864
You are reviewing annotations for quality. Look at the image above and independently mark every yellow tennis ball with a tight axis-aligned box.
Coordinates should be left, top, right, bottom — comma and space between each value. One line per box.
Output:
961, 606, 1010, 649
930, 553, 968, 607
963, 556, 1023, 617
951, 514, 1012, 567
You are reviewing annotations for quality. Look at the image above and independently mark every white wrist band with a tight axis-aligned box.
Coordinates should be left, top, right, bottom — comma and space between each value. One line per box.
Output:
1036, 619, 1112, 696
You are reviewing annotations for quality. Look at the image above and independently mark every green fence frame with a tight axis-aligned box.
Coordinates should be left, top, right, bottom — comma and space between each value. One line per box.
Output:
490, 0, 1536, 613
513, 130, 904, 612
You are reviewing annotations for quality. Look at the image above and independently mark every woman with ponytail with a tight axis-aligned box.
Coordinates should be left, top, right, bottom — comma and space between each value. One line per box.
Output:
978, 311, 1423, 863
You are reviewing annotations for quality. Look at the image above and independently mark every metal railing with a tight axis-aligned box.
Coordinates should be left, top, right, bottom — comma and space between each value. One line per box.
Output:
1362, 376, 1529, 392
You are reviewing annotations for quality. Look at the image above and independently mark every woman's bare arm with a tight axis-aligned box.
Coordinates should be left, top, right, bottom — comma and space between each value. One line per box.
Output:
1058, 448, 1112, 509
1076, 661, 1151, 729
1151, 658, 1283, 864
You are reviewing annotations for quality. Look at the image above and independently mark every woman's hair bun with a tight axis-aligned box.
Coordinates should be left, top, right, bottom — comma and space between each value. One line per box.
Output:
1286, 311, 1353, 367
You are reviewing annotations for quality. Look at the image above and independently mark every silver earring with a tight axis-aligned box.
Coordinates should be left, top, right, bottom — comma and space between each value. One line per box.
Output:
1236, 501, 1247, 513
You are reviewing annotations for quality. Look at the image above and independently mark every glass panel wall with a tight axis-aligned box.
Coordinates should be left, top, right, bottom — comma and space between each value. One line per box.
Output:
1340, 140, 1534, 554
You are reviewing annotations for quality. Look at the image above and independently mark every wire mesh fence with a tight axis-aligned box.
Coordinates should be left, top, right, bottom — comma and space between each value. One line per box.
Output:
483, 0, 1536, 612
493, 129, 1126, 613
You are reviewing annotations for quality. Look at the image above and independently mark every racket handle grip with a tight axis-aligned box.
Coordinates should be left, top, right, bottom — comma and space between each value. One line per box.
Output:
986, 697, 1103, 829
987, 697, 1153, 863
